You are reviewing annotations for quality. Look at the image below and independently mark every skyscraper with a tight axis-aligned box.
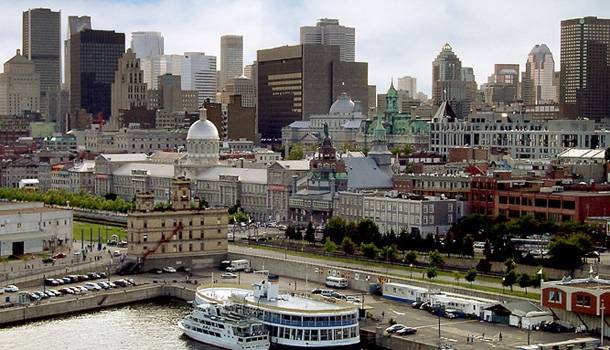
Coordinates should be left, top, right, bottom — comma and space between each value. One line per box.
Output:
257, 44, 367, 142
130, 31, 164, 59
397, 76, 417, 98
300, 18, 355, 62
431, 43, 475, 118
220, 35, 243, 88
0, 50, 40, 116
522, 44, 556, 105
70, 30, 125, 120
183, 52, 217, 106
64, 16, 91, 92
110, 48, 147, 129
484, 64, 519, 105
560, 17, 610, 120
22, 8, 61, 116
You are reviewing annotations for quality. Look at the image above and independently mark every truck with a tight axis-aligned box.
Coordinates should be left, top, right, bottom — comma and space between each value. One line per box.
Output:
225, 259, 250, 272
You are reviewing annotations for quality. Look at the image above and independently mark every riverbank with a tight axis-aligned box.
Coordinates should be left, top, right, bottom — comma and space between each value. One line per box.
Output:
0, 282, 196, 328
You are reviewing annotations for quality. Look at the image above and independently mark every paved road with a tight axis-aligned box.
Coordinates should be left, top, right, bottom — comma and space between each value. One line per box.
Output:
229, 244, 539, 298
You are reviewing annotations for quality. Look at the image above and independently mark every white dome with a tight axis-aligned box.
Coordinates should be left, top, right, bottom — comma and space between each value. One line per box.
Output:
329, 92, 355, 115
187, 108, 219, 140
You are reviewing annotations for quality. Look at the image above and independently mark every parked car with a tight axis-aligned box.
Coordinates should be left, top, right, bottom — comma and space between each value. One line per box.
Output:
385, 324, 406, 334
4, 285, 19, 293
60, 288, 74, 295
221, 272, 238, 279
62, 277, 72, 284
44, 291, 55, 298
84, 282, 102, 291
107, 281, 117, 288
98, 282, 111, 289
114, 279, 129, 287
540, 321, 575, 333
77, 286, 88, 294
162, 266, 177, 273
52, 252, 66, 259
112, 250, 121, 257
42, 257, 55, 264
28, 292, 40, 301
98, 272, 107, 278
311, 288, 323, 294
411, 301, 424, 309
176, 266, 191, 273
443, 309, 458, 319
396, 327, 417, 336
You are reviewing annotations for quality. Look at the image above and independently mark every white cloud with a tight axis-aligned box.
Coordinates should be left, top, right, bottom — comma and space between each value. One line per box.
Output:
1, 0, 607, 95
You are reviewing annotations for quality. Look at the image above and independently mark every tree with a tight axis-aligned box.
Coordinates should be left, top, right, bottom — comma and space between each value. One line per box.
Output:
360, 242, 379, 259
304, 222, 316, 245
285, 225, 295, 240
380, 244, 398, 261
548, 234, 588, 270
428, 250, 445, 266
294, 227, 303, 241
476, 259, 491, 273
324, 217, 346, 244
398, 229, 410, 252
405, 250, 418, 264
287, 144, 304, 160
504, 258, 516, 272
324, 237, 337, 253
426, 267, 438, 280
465, 269, 477, 285
503, 270, 518, 291
483, 240, 493, 259
453, 272, 462, 283
357, 219, 379, 244
463, 235, 474, 257
341, 236, 356, 255
518, 273, 531, 294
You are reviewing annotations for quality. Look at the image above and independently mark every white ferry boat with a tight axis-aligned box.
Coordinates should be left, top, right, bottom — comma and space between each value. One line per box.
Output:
195, 275, 361, 349
178, 301, 270, 350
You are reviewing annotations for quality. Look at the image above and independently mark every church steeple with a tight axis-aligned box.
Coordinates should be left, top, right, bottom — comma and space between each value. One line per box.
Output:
373, 113, 387, 143
386, 79, 399, 114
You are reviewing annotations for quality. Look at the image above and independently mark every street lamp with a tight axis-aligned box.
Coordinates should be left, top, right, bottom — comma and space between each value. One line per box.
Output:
502, 277, 505, 294
410, 263, 413, 279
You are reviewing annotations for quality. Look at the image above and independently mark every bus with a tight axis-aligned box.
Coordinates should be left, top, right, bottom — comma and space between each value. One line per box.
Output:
325, 276, 349, 289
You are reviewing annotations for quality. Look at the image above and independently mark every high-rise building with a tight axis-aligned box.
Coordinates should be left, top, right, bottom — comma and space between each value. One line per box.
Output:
522, 44, 557, 105
141, 54, 184, 89
484, 64, 519, 105
110, 48, 147, 129
0, 50, 40, 116
220, 35, 243, 89
243, 64, 254, 79
257, 44, 367, 141
560, 17, 610, 120
397, 76, 417, 98
22, 8, 61, 118
157, 74, 183, 113
64, 16, 91, 92
70, 30, 125, 120
183, 52, 217, 106
431, 43, 475, 118
300, 18, 355, 62
222, 77, 255, 108
130, 31, 164, 59
368, 85, 376, 117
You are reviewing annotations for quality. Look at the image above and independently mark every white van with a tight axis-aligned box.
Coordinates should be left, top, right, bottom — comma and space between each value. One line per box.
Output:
325, 276, 349, 289
225, 259, 250, 272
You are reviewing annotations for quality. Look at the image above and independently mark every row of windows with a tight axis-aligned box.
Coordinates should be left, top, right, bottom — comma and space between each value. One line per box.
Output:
269, 326, 357, 341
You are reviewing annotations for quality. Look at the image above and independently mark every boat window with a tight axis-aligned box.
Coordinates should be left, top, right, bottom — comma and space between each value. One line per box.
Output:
320, 329, 329, 341
304, 329, 311, 341
311, 329, 318, 341
296, 329, 303, 340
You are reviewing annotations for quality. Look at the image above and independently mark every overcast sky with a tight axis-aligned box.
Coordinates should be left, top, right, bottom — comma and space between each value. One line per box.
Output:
1, 0, 608, 95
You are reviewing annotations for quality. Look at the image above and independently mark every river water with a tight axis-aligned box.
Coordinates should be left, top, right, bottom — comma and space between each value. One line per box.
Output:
0, 301, 217, 350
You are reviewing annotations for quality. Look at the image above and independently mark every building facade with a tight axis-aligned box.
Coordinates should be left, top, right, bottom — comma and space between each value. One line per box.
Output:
397, 76, 417, 98
560, 17, 610, 120
64, 15, 91, 95
110, 48, 148, 129
300, 18, 355, 62
0, 50, 40, 116
0, 202, 72, 257
431, 43, 475, 119
70, 30, 125, 120
257, 44, 368, 142
130, 31, 164, 59
183, 52, 217, 105
522, 44, 557, 105
219, 35, 243, 89
126, 178, 227, 270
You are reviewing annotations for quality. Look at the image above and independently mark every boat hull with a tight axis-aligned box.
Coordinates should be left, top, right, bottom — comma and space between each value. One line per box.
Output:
179, 321, 269, 350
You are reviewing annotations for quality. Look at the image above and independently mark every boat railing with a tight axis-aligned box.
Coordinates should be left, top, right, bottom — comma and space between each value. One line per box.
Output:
262, 314, 357, 327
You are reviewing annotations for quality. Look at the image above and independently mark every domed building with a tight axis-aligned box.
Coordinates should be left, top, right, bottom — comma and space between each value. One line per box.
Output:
177, 107, 220, 175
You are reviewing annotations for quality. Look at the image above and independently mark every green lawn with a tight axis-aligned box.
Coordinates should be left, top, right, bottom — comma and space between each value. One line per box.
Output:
73, 221, 127, 243
232, 242, 539, 300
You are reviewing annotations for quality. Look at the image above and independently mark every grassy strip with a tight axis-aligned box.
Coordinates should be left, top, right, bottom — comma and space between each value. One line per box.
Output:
231, 242, 538, 300
73, 221, 127, 243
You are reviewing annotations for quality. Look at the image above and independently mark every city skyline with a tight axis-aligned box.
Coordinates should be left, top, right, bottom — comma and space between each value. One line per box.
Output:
0, 1, 607, 96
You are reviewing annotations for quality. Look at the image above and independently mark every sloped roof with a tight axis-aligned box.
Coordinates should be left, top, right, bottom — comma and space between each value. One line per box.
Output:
286, 121, 311, 129
274, 160, 310, 171
194, 166, 267, 184
345, 157, 393, 189
99, 153, 149, 162
433, 101, 458, 121
112, 163, 174, 178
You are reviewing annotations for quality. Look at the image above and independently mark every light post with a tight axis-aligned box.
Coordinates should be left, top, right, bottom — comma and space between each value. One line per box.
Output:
410, 263, 413, 279
502, 277, 505, 294
602, 300, 606, 346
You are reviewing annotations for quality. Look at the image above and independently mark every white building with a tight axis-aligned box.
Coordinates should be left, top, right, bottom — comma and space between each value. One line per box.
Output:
430, 106, 610, 158
523, 44, 557, 104
0, 202, 72, 257
220, 35, 243, 89
397, 76, 417, 98
130, 31, 164, 59
300, 18, 355, 62
73, 127, 187, 154
183, 52, 217, 105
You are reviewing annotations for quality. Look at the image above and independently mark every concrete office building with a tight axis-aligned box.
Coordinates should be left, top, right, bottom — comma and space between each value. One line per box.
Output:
300, 18, 355, 62
0, 50, 40, 116
485, 64, 519, 104
205, 95, 256, 141
522, 44, 557, 105
130, 31, 164, 59
110, 48, 148, 129
219, 76, 255, 108
70, 30, 125, 121
22, 8, 61, 117
220, 35, 243, 89
560, 16, 610, 120
183, 52, 217, 105
64, 16, 91, 93
368, 85, 376, 117
0, 202, 72, 257
432, 43, 475, 118
141, 54, 183, 90
147, 74, 198, 114
397, 76, 417, 98
257, 44, 368, 142
126, 178, 227, 270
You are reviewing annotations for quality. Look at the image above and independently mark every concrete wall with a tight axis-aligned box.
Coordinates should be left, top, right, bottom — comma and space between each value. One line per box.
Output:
0, 283, 197, 327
